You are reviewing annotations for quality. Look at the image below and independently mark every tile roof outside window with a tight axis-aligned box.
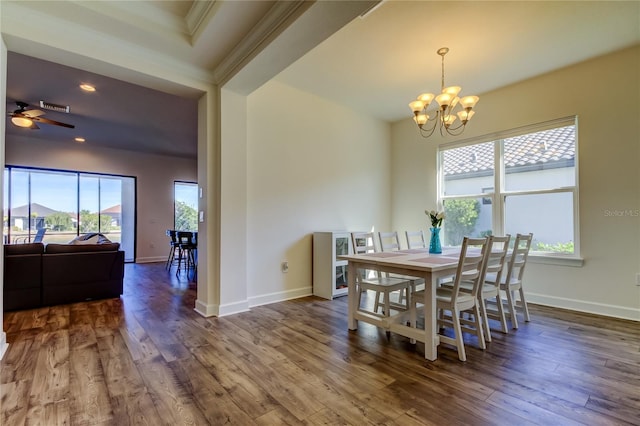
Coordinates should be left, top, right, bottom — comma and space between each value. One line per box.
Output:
443, 125, 575, 177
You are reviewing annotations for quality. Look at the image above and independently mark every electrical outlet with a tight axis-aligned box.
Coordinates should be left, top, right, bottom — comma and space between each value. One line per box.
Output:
281, 261, 289, 273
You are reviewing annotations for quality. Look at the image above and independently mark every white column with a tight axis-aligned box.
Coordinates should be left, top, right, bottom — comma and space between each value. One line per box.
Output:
194, 86, 222, 317
0, 30, 10, 359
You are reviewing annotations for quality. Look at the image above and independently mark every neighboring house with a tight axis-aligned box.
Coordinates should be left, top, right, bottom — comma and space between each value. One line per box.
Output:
4, 202, 60, 231
101, 204, 121, 227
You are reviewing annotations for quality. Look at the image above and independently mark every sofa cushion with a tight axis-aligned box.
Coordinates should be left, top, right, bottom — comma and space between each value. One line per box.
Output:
45, 242, 120, 254
4, 242, 45, 255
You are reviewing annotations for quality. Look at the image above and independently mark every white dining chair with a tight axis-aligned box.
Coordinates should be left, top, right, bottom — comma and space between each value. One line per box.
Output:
350, 231, 412, 318
405, 230, 427, 249
379, 231, 425, 301
485, 233, 533, 329
412, 236, 490, 361
458, 234, 511, 342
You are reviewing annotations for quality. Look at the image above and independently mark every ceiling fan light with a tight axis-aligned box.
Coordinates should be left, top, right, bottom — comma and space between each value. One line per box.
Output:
11, 116, 33, 127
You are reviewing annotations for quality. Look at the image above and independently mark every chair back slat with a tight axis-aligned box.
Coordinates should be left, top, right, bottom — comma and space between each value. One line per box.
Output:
351, 232, 376, 254
504, 233, 533, 284
378, 231, 401, 252
484, 234, 511, 288
405, 230, 427, 249
449, 236, 490, 302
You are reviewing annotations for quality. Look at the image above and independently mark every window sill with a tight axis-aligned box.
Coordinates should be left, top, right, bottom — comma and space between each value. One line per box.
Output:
528, 254, 584, 267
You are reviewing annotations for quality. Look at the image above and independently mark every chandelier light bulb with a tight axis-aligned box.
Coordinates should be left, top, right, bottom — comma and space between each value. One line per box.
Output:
435, 93, 453, 108
417, 93, 435, 105
459, 95, 479, 109
409, 100, 425, 113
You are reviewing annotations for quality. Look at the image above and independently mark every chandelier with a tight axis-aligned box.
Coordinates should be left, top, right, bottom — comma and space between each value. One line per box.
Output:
408, 47, 479, 138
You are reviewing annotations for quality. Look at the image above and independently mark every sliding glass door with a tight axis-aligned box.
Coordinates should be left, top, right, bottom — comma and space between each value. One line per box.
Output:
3, 167, 135, 262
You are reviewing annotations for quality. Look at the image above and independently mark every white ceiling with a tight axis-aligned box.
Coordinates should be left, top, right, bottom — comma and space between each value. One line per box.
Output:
275, 0, 640, 121
3, 1, 639, 158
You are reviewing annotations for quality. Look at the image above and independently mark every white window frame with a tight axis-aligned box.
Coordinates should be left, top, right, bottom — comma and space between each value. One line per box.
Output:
437, 116, 583, 266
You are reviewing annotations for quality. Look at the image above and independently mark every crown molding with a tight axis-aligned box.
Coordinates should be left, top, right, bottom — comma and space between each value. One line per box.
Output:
186, 0, 220, 42
213, 1, 312, 85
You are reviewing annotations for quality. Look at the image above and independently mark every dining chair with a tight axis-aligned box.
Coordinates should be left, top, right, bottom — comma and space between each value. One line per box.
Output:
350, 231, 412, 318
411, 236, 490, 361
405, 230, 427, 249
458, 234, 511, 342
485, 233, 533, 329
379, 231, 424, 301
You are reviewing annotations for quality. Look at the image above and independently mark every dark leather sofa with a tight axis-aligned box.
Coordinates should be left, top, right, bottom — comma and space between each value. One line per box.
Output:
3, 242, 124, 311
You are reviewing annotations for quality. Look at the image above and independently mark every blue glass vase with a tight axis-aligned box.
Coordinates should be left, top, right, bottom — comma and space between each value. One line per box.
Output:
429, 227, 442, 254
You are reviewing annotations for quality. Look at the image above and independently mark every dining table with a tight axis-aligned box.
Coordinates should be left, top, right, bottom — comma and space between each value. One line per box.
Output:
338, 248, 463, 361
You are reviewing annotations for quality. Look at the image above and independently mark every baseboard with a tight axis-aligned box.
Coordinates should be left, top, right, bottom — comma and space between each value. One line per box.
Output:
219, 300, 250, 317
194, 299, 218, 317
194, 298, 250, 317
249, 286, 313, 308
194, 287, 313, 317
527, 293, 640, 321
135, 256, 166, 264
0, 332, 8, 360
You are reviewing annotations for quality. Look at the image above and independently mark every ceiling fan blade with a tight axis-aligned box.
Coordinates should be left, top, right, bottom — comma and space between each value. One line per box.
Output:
24, 109, 45, 118
32, 116, 75, 129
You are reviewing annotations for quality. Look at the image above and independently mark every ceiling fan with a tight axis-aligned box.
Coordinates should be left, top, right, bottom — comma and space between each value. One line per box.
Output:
8, 101, 75, 129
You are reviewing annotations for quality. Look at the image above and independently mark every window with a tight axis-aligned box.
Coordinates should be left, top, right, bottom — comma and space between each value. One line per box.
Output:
439, 118, 578, 257
3, 167, 136, 262
174, 182, 198, 231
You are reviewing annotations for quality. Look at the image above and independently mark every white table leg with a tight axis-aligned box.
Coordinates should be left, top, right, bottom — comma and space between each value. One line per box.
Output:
423, 273, 438, 361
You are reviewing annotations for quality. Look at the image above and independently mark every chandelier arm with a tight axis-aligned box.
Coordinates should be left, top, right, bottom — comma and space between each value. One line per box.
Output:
445, 120, 466, 132
419, 118, 439, 138
442, 122, 467, 137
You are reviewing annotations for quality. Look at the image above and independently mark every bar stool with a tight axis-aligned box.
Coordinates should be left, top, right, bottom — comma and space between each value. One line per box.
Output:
165, 230, 179, 270
176, 231, 197, 278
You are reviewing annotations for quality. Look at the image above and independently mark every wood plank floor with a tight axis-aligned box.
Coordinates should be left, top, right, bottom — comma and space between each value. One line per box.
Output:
2, 263, 639, 425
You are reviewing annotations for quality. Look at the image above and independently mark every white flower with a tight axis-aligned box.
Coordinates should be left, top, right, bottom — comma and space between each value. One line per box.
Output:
426, 208, 445, 228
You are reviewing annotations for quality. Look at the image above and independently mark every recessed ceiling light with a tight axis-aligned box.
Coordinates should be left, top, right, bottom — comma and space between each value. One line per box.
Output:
79, 84, 95, 92
75, 137, 85, 143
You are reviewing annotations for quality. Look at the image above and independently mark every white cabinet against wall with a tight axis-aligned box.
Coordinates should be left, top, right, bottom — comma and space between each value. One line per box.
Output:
313, 231, 353, 299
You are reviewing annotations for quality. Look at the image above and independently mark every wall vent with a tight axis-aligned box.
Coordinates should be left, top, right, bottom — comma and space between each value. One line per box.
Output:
39, 100, 70, 113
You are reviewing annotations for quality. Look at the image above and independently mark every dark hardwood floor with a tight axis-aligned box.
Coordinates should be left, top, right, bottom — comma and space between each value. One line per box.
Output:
2, 263, 639, 425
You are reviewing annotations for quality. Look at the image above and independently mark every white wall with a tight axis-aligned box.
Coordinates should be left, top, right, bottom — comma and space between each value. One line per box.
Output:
246, 80, 391, 305
5, 135, 197, 262
391, 46, 640, 320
